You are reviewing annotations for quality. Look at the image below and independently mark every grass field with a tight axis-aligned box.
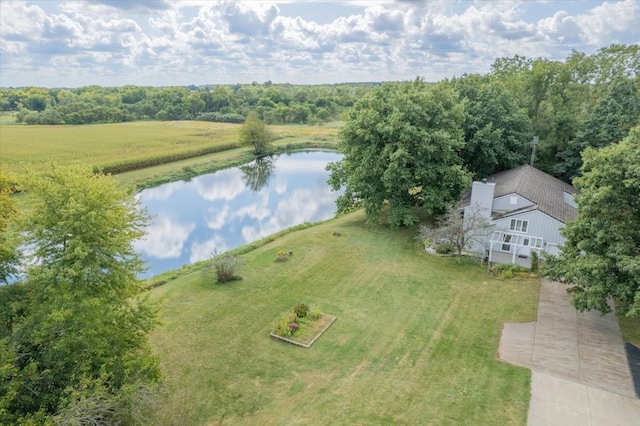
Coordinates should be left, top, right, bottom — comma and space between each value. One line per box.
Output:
148, 210, 539, 425
0, 120, 339, 177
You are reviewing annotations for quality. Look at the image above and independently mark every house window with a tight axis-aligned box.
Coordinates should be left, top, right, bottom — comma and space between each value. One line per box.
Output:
501, 234, 512, 251
509, 219, 528, 233
509, 195, 518, 205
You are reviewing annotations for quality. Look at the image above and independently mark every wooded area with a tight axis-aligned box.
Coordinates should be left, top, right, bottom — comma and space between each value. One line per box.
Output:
2, 44, 637, 184
1, 81, 373, 126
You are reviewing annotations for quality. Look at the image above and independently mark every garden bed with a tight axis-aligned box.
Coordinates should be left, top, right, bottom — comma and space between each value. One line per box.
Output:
270, 313, 336, 348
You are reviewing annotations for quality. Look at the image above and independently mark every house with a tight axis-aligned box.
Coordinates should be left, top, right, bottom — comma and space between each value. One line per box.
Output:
463, 165, 578, 268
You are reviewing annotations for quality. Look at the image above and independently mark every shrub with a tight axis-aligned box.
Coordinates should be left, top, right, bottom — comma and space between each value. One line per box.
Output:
275, 249, 292, 262
490, 263, 532, 279
293, 303, 309, 318
435, 243, 455, 255
196, 112, 245, 123
274, 313, 293, 337
530, 251, 539, 272
201, 250, 244, 283
308, 306, 322, 320
288, 323, 299, 334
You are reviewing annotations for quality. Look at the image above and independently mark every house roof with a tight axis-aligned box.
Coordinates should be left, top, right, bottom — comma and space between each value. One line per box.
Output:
466, 165, 578, 223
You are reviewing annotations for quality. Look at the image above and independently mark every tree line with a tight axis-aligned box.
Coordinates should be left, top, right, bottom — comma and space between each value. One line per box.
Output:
2, 44, 637, 184
0, 82, 374, 126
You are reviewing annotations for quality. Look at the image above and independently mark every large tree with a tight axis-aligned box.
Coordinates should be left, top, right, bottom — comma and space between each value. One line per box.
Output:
327, 80, 469, 226
544, 127, 640, 317
556, 76, 640, 181
1, 164, 160, 424
451, 75, 532, 178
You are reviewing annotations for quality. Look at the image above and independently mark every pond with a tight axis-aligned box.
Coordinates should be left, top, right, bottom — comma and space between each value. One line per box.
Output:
134, 151, 343, 278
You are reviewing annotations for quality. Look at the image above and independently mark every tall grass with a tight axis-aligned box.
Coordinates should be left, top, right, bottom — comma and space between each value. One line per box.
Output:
0, 121, 339, 176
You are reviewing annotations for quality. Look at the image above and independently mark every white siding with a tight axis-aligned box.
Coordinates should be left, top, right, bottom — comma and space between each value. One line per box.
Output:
492, 210, 566, 247
466, 209, 567, 262
492, 193, 534, 212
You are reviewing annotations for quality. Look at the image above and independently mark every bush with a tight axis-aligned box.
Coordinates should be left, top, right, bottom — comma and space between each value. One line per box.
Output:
274, 312, 294, 336
288, 323, 299, 334
308, 306, 322, 321
490, 263, 533, 279
435, 243, 455, 255
201, 250, 243, 283
275, 249, 292, 262
293, 303, 309, 318
530, 251, 539, 272
196, 112, 246, 123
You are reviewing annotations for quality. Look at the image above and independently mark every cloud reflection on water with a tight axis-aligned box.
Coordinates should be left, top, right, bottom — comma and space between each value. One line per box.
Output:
133, 215, 195, 260
135, 151, 343, 278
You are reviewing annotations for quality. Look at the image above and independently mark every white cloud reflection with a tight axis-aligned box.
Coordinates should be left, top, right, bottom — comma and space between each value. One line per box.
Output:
194, 168, 247, 201
205, 204, 230, 230
241, 188, 334, 243
136, 180, 182, 201
134, 214, 195, 259
189, 235, 228, 264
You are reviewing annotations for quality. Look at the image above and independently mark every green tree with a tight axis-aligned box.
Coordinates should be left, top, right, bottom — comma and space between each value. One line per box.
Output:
451, 75, 532, 178
185, 92, 206, 119
328, 80, 469, 226
556, 76, 640, 181
544, 127, 640, 318
0, 167, 18, 284
1, 164, 160, 424
239, 111, 272, 155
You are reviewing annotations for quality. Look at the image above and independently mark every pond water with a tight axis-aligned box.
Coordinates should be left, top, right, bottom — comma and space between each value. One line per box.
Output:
134, 151, 343, 278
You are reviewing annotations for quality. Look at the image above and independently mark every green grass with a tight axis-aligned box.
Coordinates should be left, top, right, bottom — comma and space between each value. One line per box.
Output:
619, 317, 640, 347
148, 210, 539, 425
0, 120, 339, 177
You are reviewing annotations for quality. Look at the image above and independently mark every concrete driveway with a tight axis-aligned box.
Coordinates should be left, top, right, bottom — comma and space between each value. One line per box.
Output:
499, 279, 640, 425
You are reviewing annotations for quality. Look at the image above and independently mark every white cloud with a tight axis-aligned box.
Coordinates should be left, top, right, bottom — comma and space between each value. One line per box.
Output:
538, 11, 584, 45
134, 215, 195, 259
1, 0, 637, 86
575, 0, 639, 45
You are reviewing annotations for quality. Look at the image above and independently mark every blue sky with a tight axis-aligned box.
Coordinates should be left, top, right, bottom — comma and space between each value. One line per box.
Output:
0, 0, 638, 87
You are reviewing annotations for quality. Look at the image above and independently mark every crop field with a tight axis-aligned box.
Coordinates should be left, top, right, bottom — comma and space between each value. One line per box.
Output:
148, 210, 539, 425
0, 121, 339, 176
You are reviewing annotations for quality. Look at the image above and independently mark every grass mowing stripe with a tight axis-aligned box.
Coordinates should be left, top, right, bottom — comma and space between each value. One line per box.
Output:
148, 210, 538, 425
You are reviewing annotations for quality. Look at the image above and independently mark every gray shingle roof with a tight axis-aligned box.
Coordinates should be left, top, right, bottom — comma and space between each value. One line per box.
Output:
483, 165, 578, 223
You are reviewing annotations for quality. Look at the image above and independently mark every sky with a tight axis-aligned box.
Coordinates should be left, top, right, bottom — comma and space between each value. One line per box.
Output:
0, 0, 638, 88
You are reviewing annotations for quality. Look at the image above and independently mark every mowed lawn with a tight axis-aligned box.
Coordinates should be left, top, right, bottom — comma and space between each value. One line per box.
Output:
149, 210, 539, 425
0, 121, 338, 175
